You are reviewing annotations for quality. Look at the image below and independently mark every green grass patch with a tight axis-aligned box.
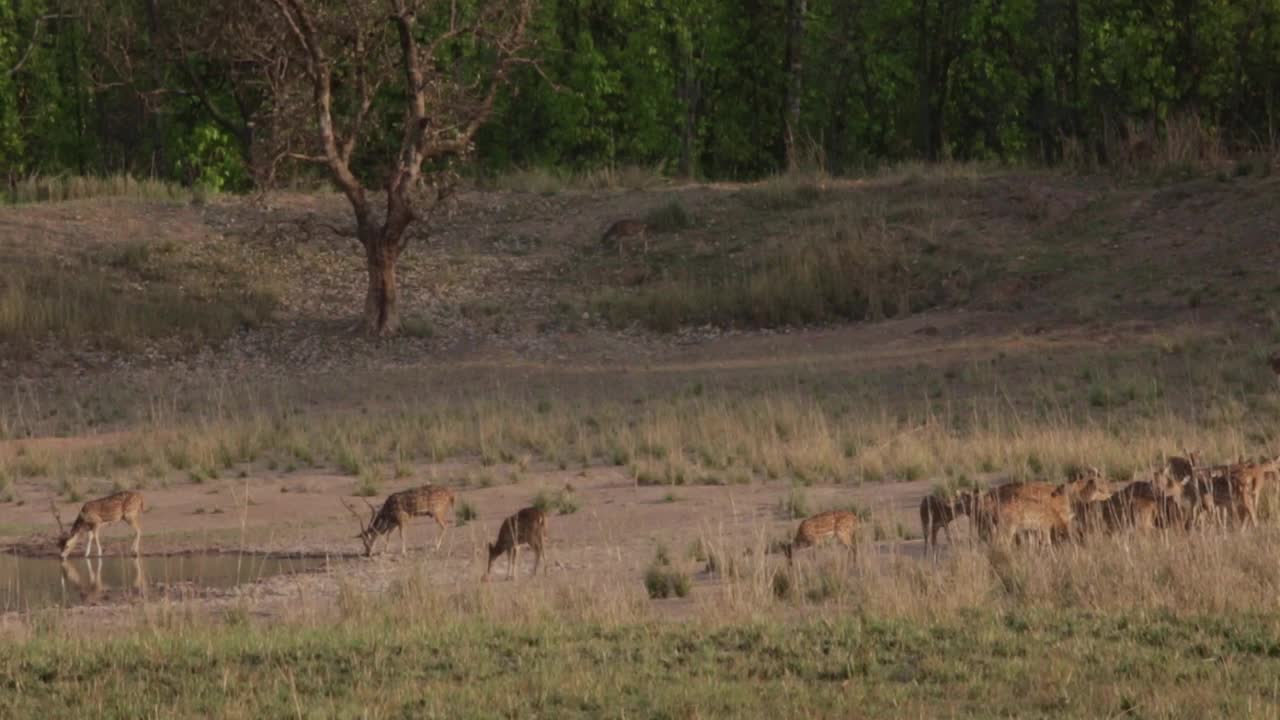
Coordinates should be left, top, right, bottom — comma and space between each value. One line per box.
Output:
4, 612, 1280, 717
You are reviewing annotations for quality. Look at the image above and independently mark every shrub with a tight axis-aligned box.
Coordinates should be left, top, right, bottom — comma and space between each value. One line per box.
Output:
643, 201, 695, 232
532, 487, 580, 515
644, 547, 691, 599
455, 500, 478, 526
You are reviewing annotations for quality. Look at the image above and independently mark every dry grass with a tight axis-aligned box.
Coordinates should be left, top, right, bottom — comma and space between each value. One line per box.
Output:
2, 336, 1275, 498
484, 164, 670, 193
0, 259, 276, 350
4, 174, 200, 205
0, 237, 279, 354
6, 519, 1280, 716
591, 200, 977, 331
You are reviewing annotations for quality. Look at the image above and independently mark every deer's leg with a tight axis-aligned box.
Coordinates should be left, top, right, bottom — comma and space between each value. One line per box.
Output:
434, 516, 447, 551
509, 546, 519, 580
83, 530, 93, 558
532, 545, 543, 577
129, 516, 142, 556
399, 524, 407, 556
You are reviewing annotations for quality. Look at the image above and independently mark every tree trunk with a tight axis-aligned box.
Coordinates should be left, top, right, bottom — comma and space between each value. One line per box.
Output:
362, 232, 403, 337
783, 0, 807, 171
916, 0, 934, 159
678, 57, 700, 178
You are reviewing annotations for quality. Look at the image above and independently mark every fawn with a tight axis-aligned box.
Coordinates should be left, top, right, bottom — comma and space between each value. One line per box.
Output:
52, 491, 145, 559
344, 485, 455, 557
484, 507, 548, 581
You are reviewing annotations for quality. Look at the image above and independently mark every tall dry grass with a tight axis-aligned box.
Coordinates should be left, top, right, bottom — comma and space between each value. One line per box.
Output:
1, 358, 1274, 498
592, 199, 974, 331
4, 174, 200, 205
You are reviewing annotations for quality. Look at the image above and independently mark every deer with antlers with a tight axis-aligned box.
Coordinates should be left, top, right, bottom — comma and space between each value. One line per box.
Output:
51, 491, 145, 559
343, 485, 455, 557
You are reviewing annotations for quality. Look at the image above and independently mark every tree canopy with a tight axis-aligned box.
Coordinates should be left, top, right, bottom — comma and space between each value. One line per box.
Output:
4, 0, 1280, 187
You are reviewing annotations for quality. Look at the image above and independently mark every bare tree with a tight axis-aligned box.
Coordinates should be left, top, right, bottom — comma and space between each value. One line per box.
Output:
226, 0, 535, 335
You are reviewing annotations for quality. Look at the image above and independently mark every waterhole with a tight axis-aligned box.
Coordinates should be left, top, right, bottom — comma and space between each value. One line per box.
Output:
1, 553, 329, 611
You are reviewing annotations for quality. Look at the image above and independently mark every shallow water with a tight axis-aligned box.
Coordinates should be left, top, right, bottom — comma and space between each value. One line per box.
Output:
0, 553, 329, 611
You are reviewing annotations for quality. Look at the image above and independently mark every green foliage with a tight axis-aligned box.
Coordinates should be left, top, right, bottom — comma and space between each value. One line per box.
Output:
644, 545, 692, 599
8, 0, 1280, 184
173, 124, 250, 192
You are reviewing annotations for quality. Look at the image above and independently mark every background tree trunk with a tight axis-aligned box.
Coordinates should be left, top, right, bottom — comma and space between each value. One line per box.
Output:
362, 232, 403, 336
783, 0, 807, 171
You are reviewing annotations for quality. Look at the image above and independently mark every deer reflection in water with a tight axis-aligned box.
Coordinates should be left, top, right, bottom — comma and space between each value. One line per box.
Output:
59, 555, 147, 605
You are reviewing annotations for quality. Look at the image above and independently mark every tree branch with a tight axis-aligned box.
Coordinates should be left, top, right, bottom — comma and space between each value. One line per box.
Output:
6, 14, 75, 76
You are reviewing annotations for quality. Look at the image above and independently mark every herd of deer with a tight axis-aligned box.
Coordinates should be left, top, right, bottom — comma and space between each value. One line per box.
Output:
39, 355, 1280, 578
41, 445, 1280, 580
49, 486, 547, 582
914, 452, 1280, 553
775, 452, 1280, 561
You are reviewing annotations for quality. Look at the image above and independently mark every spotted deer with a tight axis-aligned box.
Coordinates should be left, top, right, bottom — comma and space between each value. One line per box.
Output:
970, 481, 1077, 546
600, 219, 649, 257
1087, 476, 1187, 533
782, 510, 859, 562
52, 491, 145, 559
343, 485, 455, 557
483, 507, 548, 582
1205, 460, 1273, 528
1168, 454, 1273, 529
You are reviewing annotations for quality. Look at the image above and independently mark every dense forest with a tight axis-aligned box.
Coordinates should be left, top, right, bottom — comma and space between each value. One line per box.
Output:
2, 0, 1279, 189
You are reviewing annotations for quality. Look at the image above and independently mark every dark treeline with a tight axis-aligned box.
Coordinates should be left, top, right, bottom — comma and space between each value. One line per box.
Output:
3, 0, 1279, 188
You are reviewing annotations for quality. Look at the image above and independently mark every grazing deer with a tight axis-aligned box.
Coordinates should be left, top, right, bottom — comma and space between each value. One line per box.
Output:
782, 510, 858, 562
484, 507, 547, 582
919, 493, 968, 551
343, 485, 455, 557
600, 219, 649, 257
52, 491, 145, 559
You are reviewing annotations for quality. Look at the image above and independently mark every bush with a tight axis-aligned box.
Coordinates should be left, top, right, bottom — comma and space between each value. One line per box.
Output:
455, 500, 478, 526
532, 487, 580, 515
643, 201, 695, 232
644, 547, 691, 599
